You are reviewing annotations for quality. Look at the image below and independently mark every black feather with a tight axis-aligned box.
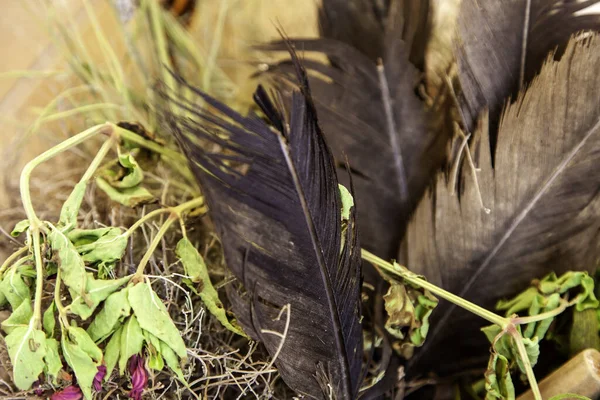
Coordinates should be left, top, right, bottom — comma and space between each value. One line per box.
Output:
163, 48, 364, 399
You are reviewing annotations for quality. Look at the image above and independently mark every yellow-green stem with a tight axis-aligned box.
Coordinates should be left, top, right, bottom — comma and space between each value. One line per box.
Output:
133, 216, 177, 279
31, 230, 45, 328
0, 246, 28, 277
361, 249, 507, 327
508, 326, 542, 400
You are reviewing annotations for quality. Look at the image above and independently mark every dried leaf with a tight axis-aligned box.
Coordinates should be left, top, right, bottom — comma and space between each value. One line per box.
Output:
44, 338, 63, 384
404, 36, 600, 374
67, 228, 128, 265
2, 300, 32, 334
128, 283, 186, 359
11, 220, 29, 237
87, 288, 131, 342
0, 269, 31, 309
69, 275, 130, 320
58, 182, 86, 231
119, 315, 145, 374
103, 327, 121, 380
6, 325, 47, 390
96, 177, 155, 208
175, 238, 245, 336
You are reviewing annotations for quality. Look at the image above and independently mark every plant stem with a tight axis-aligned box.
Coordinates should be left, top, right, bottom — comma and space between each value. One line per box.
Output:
507, 326, 542, 400
511, 299, 570, 325
361, 249, 508, 327
124, 196, 204, 238
0, 246, 28, 277
147, 0, 176, 95
20, 123, 112, 229
31, 230, 45, 328
53, 268, 69, 328
132, 215, 177, 280
113, 125, 187, 164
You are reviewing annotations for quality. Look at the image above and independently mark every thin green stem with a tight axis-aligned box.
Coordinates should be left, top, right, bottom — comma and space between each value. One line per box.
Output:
124, 196, 204, 238
38, 103, 122, 124
20, 123, 112, 229
507, 326, 542, 400
511, 299, 570, 325
53, 268, 69, 328
31, 230, 44, 328
113, 125, 190, 165
148, 0, 176, 95
0, 246, 29, 278
133, 216, 177, 279
361, 249, 508, 327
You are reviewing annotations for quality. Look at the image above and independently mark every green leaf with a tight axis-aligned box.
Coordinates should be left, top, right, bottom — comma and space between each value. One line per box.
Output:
49, 228, 88, 299
538, 272, 599, 310
104, 327, 121, 380
144, 332, 164, 371
87, 288, 131, 342
67, 227, 128, 265
69, 275, 130, 320
58, 181, 87, 231
66, 326, 103, 363
43, 301, 56, 338
44, 338, 63, 384
382, 281, 438, 359
6, 325, 47, 390
482, 325, 540, 373
119, 315, 145, 374
523, 293, 561, 340
2, 300, 32, 334
11, 220, 30, 237
62, 333, 99, 400
96, 177, 155, 207
496, 287, 539, 317
0, 269, 31, 309
115, 152, 145, 189
338, 184, 354, 221
161, 340, 185, 381
128, 283, 187, 359
176, 238, 245, 337
484, 353, 515, 400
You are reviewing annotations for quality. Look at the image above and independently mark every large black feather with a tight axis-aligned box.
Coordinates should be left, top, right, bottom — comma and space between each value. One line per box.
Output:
164, 50, 363, 399
404, 35, 600, 375
262, 3, 443, 260
456, 0, 600, 146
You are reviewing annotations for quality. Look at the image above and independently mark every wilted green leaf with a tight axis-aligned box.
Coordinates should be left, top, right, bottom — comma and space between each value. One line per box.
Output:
144, 332, 164, 371
338, 184, 354, 221
67, 326, 103, 363
115, 152, 145, 189
104, 327, 121, 380
70, 275, 130, 320
496, 287, 539, 317
67, 227, 128, 265
0, 269, 31, 309
58, 181, 86, 231
62, 333, 99, 400
119, 315, 145, 374
482, 325, 540, 374
538, 271, 599, 311
161, 340, 185, 381
2, 300, 32, 334
87, 288, 131, 342
43, 301, 56, 338
382, 281, 438, 359
522, 293, 561, 340
96, 177, 155, 207
176, 238, 245, 337
49, 228, 88, 299
11, 220, 29, 237
6, 325, 47, 390
485, 352, 515, 400
128, 283, 187, 359
44, 338, 63, 384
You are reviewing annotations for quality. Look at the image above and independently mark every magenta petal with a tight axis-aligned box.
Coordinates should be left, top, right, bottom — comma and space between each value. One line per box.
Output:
128, 355, 148, 400
51, 385, 83, 400
93, 365, 107, 391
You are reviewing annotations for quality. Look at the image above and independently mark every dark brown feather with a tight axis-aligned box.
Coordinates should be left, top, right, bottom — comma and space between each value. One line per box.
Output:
456, 0, 600, 144
163, 50, 364, 399
404, 35, 600, 375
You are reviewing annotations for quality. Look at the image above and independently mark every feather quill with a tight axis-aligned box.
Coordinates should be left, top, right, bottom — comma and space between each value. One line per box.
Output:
163, 49, 363, 399
263, 2, 443, 260
456, 0, 600, 139
404, 35, 600, 374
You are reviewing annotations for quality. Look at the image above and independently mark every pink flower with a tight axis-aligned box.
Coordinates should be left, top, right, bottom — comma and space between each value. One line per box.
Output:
93, 365, 107, 391
51, 385, 82, 400
128, 355, 148, 400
